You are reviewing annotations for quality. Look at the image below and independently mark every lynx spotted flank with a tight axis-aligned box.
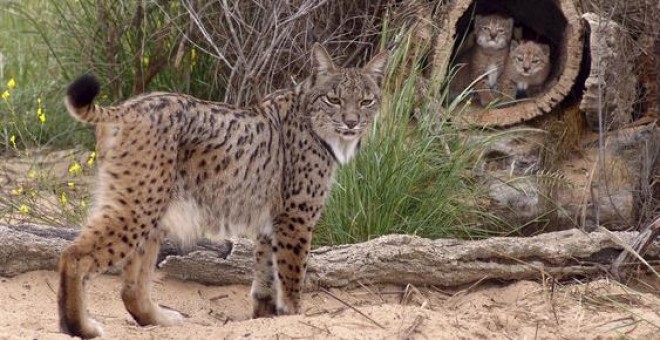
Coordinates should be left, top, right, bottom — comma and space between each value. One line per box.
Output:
57, 44, 388, 338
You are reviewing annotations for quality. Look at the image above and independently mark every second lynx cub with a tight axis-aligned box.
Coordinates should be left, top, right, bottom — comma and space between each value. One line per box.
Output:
500, 40, 551, 100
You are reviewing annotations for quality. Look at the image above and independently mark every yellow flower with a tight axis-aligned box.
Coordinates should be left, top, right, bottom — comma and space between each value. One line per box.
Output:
87, 151, 96, 167
60, 191, 68, 206
1, 90, 9, 101
68, 161, 83, 176
28, 169, 37, 179
9, 135, 16, 148
80, 199, 88, 209
18, 205, 29, 214
10, 186, 23, 195
68, 181, 75, 189
7, 78, 16, 89
142, 55, 149, 67
37, 108, 46, 124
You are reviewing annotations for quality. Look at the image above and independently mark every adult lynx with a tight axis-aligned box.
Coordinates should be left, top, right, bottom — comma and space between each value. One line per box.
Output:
58, 44, 388, 338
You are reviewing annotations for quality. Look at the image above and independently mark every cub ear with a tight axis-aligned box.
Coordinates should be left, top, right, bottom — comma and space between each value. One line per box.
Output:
540, 43, 551, 56
506, 17, 514, 29
510, 39, 520, 51
363, 50, 389, 83
311, 43, 337, 74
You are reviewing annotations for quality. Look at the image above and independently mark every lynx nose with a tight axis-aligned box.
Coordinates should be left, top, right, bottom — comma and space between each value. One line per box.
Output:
344, 118, 359, 129
490, 32, 497, 40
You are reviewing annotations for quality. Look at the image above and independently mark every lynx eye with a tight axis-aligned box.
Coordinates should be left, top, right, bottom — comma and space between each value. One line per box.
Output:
360, 98, 376, 107
497, 28, 504, 33
516, 56, 524, 62
323, 95, 341, 105
532, 59, 540, 64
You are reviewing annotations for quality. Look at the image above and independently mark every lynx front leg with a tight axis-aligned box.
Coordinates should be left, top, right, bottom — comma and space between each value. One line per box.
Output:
272, 215, 313, 315
251, 233, 277, 318
475, 77, 496, 106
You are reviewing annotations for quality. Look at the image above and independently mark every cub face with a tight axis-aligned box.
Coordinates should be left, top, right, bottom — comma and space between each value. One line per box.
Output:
509, 40, 551, 77
474, 14, 514, 50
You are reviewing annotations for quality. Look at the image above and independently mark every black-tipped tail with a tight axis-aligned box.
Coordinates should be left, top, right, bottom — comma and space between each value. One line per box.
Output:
67, 74, 100, 109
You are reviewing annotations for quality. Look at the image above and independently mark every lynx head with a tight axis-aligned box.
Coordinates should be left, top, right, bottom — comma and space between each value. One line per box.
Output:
474, 14, 514, 49
509, 40, 551, 77
304, 43, 388, 164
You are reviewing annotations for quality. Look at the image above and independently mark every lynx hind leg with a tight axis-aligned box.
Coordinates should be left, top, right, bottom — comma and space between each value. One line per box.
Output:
272, 215, 313, 315
121, 229, 183, 327
251, 233, 277, 318
59, 133, 177, 337
59, 210, 140, 338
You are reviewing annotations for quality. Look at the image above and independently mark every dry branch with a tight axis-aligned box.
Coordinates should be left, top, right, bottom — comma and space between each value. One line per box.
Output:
612, 217, 660, 281
1, 223, 658, 288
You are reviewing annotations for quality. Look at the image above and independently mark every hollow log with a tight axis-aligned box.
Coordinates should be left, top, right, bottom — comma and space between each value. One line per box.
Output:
430, 0, 584, 127
1, 223, 658, 288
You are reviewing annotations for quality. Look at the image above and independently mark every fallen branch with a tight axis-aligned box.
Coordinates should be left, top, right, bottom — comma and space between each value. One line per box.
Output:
0, 224, 658, 289
611, 218, 660, 281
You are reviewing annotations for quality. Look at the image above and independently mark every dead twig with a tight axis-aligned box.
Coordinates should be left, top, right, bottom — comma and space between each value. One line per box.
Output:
44, 279, 56, 296
320, 288, 386, 329
298, 320, 331, 335
398, 314, 424, 340
209, 294, 229, 301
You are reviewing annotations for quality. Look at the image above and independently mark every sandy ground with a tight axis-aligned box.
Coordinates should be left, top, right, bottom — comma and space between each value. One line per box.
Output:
0, 271, 658, 340
1, 152, 659, 339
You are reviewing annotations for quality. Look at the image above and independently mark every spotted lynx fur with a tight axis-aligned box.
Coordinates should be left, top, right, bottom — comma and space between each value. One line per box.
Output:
500, 40, 551, 100
450, 14, 514, 105
58, 44, 388, 338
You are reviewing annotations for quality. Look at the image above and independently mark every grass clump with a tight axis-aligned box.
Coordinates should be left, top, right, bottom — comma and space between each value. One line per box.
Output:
314, 34, 500, 246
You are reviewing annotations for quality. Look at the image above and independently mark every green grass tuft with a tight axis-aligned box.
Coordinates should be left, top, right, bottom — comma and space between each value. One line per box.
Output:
314, 33, 503, 245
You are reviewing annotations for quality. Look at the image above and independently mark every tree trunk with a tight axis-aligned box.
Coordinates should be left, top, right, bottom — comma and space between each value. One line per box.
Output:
1, 224, 657, 288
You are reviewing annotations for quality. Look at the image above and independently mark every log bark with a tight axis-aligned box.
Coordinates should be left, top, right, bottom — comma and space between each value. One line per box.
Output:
579, 13, 637, 131
1, 223, 658, 288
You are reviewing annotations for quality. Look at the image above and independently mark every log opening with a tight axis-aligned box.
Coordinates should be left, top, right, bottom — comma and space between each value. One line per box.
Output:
433, 0, 584, 127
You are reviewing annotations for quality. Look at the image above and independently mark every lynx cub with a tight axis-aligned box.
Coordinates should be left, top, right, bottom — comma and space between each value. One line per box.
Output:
500, 40, 551, 99
450, 14, 514, 105
57, 44, 388, 338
